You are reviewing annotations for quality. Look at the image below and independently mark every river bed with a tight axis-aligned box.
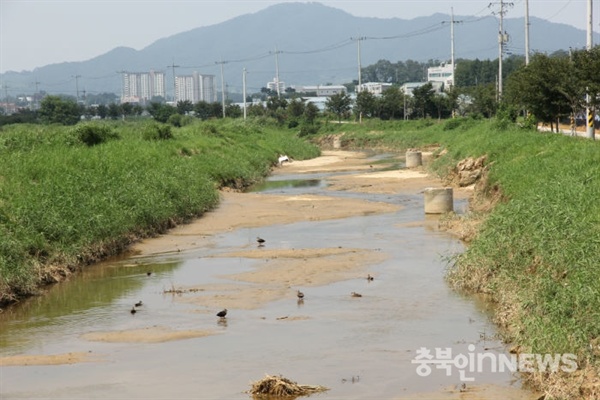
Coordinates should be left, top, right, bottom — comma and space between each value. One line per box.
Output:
0, 150, 538, 399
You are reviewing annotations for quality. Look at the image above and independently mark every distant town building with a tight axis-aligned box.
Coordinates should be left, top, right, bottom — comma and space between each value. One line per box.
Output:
401, 82, 426, 96
175, 72, 217, 103
427, 62, 454, 88
0, 102, 17, 115
303, 97, 328, 111
358, 82, 393, 96
295, 85, 347, 97
401, 81, 444, 96
267, 77, 285, 95
121, 70, 165, 103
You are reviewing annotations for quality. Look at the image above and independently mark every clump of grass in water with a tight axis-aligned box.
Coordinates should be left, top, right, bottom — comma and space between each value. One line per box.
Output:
249, 374, 328, 397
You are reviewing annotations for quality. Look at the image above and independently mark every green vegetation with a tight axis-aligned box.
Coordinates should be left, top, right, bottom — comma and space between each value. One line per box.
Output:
325, 93, 353, 122
318, 118, 600, 397
506, 47, 600, 131
0, 118, 319, 304
38, 95, 82, 125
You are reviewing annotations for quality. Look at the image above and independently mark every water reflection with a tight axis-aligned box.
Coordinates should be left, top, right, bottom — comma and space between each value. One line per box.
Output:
250, 178, 324, 193
0, 260, 180, 351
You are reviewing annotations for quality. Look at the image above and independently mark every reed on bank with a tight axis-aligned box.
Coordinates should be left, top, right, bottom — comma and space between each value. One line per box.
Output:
0, 118, 319, 304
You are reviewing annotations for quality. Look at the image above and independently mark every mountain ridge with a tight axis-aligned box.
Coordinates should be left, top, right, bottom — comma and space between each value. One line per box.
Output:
2, 2, 598, 98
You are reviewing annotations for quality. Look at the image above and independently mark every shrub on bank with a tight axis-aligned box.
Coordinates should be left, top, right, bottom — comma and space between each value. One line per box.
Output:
142, 123, 173, 140
71, 123, 120, 146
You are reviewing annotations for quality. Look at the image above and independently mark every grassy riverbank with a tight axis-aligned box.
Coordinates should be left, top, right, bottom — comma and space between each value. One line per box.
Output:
0, 119, 319, 305
321, 118, 600, 398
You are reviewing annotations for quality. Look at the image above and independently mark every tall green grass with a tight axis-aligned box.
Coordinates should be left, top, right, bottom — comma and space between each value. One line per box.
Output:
0, 118, 319, 303
320, 118, 600, 391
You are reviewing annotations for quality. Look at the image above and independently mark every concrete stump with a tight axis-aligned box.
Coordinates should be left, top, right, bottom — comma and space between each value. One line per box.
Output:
333, 137, 342, 149
424, 187, 453, 214
405, 151, 422, 168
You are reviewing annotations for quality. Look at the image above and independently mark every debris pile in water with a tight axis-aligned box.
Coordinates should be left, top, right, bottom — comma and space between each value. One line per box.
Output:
249, 374, 328, 397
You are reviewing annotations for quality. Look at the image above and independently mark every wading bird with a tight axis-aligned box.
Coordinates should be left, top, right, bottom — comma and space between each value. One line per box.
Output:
130, 307, 137, 314
351, 292, 362, 297
257, 237, 266, 247
297, 290, 304, 299
135, 301, 143, 307
367, 274, 374, 281
216, 309, 228, 318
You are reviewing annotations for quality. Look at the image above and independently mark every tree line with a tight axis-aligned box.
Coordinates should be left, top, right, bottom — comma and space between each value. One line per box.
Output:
1, 48, 599, 130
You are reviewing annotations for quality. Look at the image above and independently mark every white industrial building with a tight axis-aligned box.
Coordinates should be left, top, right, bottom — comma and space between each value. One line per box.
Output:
357, 82, 393, 96
427, 62, 454, 87
295, 85, 347, 97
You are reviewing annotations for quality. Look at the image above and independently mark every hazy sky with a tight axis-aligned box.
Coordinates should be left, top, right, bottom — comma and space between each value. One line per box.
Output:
1, 0, 598, 73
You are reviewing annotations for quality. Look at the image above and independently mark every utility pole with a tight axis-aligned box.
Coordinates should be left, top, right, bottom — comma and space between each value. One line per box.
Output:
117, 71, 126, 102
356, 36, 363, 89
169, 61, 179, 103
217, 58, 227, 118
525, 0, 530, 65
243, 68, 247, 121
586, 0, 595, 139
72, 75, 81, 103
33, 80, 41, 110
3, 84, 9, 109
449, 8, 462, 87
498, 1, 504, 99
274, 46, 281, 98
356, 36, 364, 123
490, 1, 513, 99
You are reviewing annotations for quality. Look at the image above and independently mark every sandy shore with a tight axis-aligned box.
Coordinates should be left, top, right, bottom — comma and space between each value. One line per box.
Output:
0, 352, 102, 366
130, 150, 468, 257
81, 326, 218, 343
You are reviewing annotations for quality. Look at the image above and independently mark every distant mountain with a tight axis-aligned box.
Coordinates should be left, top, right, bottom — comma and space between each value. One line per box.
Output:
2, 2, 598, 99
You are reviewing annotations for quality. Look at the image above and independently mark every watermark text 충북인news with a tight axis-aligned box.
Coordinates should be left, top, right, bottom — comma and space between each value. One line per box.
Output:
411, 344, 578, 382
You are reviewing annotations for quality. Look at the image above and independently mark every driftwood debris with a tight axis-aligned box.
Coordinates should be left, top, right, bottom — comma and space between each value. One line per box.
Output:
249, 374, 328, 398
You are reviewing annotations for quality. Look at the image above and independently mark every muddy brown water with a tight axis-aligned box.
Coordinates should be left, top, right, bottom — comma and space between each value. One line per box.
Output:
0, 151, 537, 399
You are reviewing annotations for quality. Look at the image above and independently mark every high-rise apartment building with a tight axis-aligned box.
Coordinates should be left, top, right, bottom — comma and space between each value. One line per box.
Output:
121, 71, 166, 103
175, 72, 217, 103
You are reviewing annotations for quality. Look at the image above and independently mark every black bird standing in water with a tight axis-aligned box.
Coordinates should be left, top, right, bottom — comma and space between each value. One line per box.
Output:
297, 290, 305, 300
367, 274, 374, 281
135, 301, 143, 307
257, 237, 266, 247
216, 309, 228, 318
130, 307, 137, 315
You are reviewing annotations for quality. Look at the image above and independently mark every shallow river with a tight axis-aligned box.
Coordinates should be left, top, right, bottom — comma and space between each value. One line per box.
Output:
0, 152, 535, 399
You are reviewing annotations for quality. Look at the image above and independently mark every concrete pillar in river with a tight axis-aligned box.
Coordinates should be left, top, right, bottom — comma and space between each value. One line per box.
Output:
333, 136, 342, 149
424, 187, 454, 214
405, 151, 422, 168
